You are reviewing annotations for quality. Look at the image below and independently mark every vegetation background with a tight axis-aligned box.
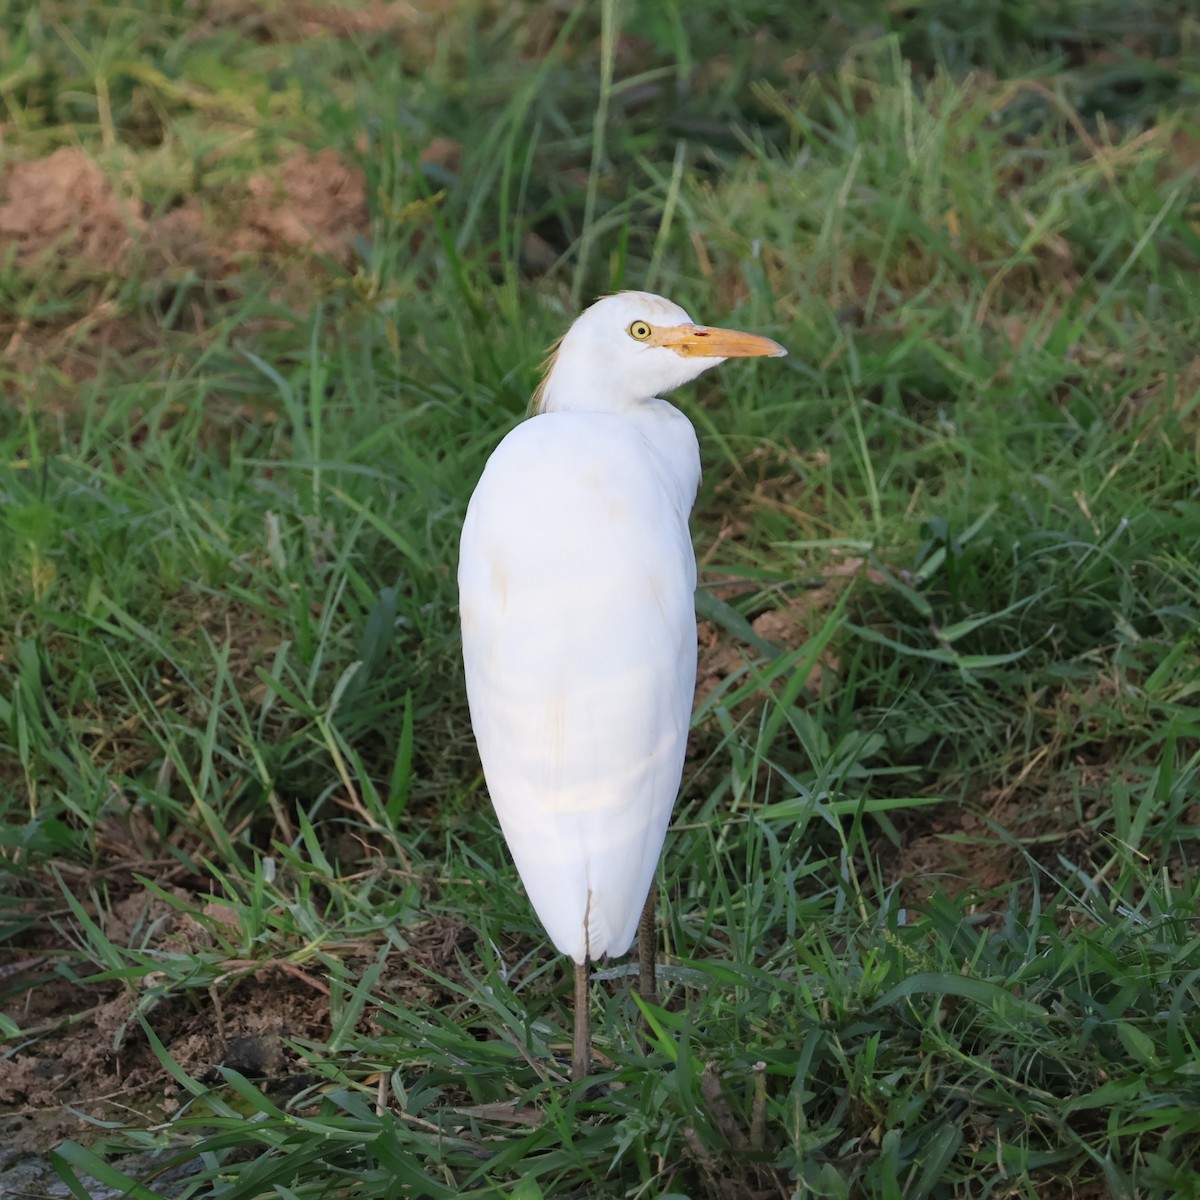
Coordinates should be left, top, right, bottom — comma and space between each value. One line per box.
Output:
2, 0, 1199, 1196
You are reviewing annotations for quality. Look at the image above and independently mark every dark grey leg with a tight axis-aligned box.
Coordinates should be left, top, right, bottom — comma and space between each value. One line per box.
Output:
572, 959, 590, 1082
637, 889, 657, 1004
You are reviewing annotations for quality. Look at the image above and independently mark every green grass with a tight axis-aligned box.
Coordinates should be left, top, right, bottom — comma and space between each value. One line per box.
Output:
2, 0, 1200, 1196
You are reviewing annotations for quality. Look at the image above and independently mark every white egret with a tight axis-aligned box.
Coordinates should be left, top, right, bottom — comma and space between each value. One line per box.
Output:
458, 291, 785, 1080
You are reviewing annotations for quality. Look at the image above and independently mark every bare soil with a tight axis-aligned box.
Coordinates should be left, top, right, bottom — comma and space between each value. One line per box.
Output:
0, 145, 369, 390
1, 869, 475, 1151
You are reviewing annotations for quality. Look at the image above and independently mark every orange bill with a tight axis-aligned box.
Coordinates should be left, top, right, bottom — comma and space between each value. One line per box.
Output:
648, 324, 787, 359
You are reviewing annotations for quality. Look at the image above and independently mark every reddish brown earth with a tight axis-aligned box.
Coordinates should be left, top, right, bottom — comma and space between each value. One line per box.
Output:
2, 874, 475, 1150
0, 144, 369, 390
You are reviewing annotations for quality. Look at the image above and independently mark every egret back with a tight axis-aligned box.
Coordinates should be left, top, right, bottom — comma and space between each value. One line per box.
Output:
459, 405, 700, 964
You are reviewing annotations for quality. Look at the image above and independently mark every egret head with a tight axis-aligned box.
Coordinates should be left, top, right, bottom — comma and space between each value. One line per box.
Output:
533, 291, 786, 414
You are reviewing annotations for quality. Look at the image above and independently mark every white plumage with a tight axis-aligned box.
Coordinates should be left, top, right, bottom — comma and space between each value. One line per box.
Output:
459, 291, 785, 974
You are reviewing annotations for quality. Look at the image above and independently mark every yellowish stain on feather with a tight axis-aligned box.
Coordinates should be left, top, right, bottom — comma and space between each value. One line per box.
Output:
490, 560, 509, 612
577, 467, 626, 525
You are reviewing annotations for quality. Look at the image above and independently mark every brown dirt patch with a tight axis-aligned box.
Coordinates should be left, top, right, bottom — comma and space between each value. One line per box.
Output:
1, 146, 369, 390
0, 867, 466, 1150
696, 555, 882, 708
0, 148, 142, 275
136, 146, 368, 274
231, 148, 368, 266
892, 792, 1032, 900
198, 0, 455, 43
887, 691, 1195, 914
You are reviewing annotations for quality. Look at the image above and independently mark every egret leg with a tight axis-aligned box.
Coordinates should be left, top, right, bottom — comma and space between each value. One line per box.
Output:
572, 959, 591, 1082
637, 889, 657, 1004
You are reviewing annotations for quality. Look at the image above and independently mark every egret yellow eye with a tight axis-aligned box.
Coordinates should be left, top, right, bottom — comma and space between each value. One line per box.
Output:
628, 320, 652, 341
